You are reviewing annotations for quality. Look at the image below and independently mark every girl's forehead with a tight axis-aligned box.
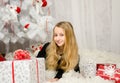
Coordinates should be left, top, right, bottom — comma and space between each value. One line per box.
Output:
54, 27, 64, 31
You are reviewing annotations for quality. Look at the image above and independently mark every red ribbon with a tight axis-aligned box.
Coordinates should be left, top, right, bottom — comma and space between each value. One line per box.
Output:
36, 59, 40, 83
12, 61, 15, 83
11, 59, 40, 83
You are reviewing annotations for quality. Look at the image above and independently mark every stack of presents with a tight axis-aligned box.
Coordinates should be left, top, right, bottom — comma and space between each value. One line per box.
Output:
0, 49, 45, 83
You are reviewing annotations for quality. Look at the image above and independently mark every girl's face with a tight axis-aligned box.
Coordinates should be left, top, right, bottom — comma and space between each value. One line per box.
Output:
53, 27, 65, 47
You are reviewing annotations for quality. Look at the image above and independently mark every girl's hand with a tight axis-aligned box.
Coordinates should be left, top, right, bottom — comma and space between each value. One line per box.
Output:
47, 78, 59, 82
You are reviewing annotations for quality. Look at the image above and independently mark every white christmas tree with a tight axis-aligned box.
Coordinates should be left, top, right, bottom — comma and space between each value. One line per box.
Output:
0, 0, 55, 55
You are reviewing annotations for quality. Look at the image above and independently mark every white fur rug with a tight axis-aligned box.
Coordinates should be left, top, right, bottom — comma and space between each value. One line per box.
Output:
44, 70, 114, 83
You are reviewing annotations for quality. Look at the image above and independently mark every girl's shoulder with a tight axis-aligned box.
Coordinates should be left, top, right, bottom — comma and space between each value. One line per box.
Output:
36, 42, 50, 58
44, 42, 50, 47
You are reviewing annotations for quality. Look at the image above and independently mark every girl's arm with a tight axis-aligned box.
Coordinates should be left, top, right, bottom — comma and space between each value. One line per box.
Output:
36, 42, 50, 58
54, 69, 64, 79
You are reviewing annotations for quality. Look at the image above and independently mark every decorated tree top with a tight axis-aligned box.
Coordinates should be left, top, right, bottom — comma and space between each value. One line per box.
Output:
0, 0, 55, 44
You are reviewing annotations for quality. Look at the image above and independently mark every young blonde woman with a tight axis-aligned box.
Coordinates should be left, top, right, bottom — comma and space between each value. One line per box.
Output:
37, 21, 80, 82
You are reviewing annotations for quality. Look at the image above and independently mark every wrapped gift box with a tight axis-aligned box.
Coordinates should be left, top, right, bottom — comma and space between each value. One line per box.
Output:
96, 64, 120, 83
0, 58, 45, 83
96, 64, 116, 76
114, 68, 120, 83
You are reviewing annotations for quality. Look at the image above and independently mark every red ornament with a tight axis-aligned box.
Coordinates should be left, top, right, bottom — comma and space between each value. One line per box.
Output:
24, 23, 30, 29
32, 45, 34, 48
0, 54, 6, 61
39, 45, 43, 50
42, 0, 47, 7
15, 7, 21, 13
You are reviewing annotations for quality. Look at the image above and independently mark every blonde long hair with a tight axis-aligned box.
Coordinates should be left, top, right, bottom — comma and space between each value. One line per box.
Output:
46, 21, 79, 72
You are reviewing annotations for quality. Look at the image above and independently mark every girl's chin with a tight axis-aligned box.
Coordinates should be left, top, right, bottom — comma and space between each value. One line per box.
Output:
57, 43, 63, 47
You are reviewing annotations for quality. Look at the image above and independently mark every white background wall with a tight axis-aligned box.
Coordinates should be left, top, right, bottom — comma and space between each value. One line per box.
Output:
52, 0, 120, 55
111, 0, 120, 53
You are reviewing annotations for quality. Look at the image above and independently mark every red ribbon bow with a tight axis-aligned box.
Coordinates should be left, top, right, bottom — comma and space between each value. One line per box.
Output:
14, 49, 30, 60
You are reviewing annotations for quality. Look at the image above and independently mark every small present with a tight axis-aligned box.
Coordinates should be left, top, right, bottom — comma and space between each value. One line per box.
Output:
96, 64, 116, 77
96, 64, 120, 83
0, 58, 45, 83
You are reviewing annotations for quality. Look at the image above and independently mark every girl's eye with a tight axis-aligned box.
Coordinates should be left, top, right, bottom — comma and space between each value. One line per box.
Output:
36, 0, 39, 2
60, 34, 64, 36
54, 34, 57, 37
54, 33, 64, 37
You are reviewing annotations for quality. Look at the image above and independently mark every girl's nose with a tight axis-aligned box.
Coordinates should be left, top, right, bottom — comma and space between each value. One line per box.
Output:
56, 36, 60, 40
